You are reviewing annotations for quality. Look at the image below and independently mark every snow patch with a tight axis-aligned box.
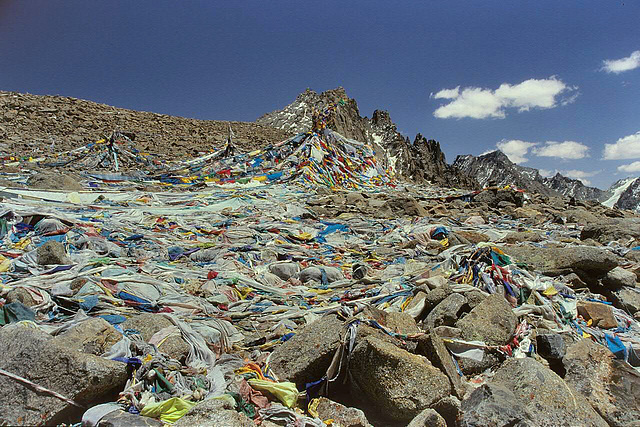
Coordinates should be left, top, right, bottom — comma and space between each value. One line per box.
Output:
603, 177, 637, 207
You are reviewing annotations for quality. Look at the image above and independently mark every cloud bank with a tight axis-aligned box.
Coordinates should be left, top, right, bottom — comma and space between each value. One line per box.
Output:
432, 77, 577, 119
602, 50, 640, 74
494, 139, 589, 164
603, 131, 640, 160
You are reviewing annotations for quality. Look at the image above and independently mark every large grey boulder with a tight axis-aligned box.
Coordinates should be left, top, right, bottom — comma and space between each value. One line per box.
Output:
580, 218, 640, 244
268, 262, 300, 281
613, 287, 640, 314
0, 323, 128, 426
314, 397, 371, 427
563, 339, 640, 427
37, 240, 70, 265
417, 333, 466, 398
121, 313, 190, 363
97, 410, 164, 427
499, 245, 622, 283
269, 314, 343, 386
349, 336, 451, 422
603, 266, 637, 289
174, 398, 254, 426
406, 408, 446, 427
423, 292, 467, 330
54, 317, 122, 356
457, 293, 517, 346
461, 357, 607, 427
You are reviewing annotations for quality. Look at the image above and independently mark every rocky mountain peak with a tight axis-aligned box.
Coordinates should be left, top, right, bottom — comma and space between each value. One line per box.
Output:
257, 87, 478, 189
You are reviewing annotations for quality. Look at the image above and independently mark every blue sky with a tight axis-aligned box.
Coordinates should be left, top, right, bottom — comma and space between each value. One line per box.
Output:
1, 1, 638, 189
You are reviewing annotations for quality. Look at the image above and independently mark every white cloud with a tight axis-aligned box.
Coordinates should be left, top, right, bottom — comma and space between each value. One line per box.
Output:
618, 161, 640, 173
432, 86, 459, 99
560, 169, 600, 186
602, 50, 640, 74
432, 77, 577, 119
538, 169, 554, 177
603, 131, 640, 160
532, 141, 590, 160
496, 140, 538, 164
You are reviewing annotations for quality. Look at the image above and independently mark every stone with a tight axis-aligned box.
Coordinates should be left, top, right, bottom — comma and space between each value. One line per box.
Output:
461, 357, 607, 427
298, 266, 344, 283
503, 231, 544, 243
473, 188, 524, 208
384, 311, 420, 335
613, 287, 640, 314
404, 290, 428, 319
457, 352, 501, 376
499, 245, 622, 284
430, 395, 462, 427
455, 230, 489, 244
563, 339, 640, 427
349, 336, 451, 422
580, 218, 640, 244
37, 240, 69, 265
5, 287, 37, 307
433, 325, 462, 338
27, 172, 83, 191
121, 313, 190, 363
0, 323, 128, 426
577, 301, 618, 329
406, 408, 446, 427
603, 266, 637, 289
174, 398, 254, 426
457, 293, 517, 346
269, 314, 343, 387
268, 262, 300, 281
97, 410, 164, 427
536, 332, 566, 360
460, 383, 527, 427
424, 292, 467, 330
314, 397, 371, 427
54, 317, 122, 356
417, 333, 466, 398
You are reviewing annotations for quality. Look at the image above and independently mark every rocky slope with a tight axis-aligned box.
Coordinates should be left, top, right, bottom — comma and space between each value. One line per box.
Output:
257, 87, 478, 189
453, 151, 558, 196
453, 150, 614, 200
0, 91, 292, 160
605, 177, 640, 212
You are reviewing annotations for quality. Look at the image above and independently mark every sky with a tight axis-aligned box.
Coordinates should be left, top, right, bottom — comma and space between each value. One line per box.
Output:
1, 1, 639, 189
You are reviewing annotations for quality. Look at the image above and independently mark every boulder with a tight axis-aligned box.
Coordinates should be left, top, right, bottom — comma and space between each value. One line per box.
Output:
0, 323, 128, 426
404, 290, 428, 319
174, 398, 254, 426
298, 266, 344, 283
457, 293, 517, 346
500, 245, 622, 284
502, 231, 544, 244
423, 292, 466, 330
269, 314, 343, 386
563, 339, 640, 427
5, 287, 37, 307
314, 397, 371, 427
97, 410, 164, 427
417, 333, 466, 398
268, 262, 300, 281
603, 266, 637, 289
613, 287, 640, 314
456, 352, 501, 376
27, 172, 83, 191
37, 240, 69, 265
536, 332, 566, 360
384, 311, 420, 335
577, 301, 618, 329
461, 357, 607, 426
473, 189, 524, 208
54, 317, 122, 356
349, 336, 451, 422
406, 408, 446, 427
455, 230, 489, 244
580, 218, 640, 244
460, 383, 526, 427
121, 313, 190, 363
